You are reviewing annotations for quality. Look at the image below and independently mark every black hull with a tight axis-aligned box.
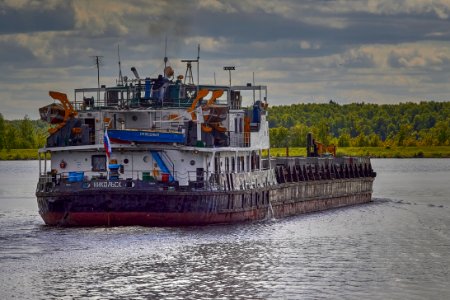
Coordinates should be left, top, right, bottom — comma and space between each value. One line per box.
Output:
37, 178, 374, 226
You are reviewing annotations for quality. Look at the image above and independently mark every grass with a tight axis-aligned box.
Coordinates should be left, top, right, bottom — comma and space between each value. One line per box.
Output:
0, 149, 43, 160
267, 146, 450, 158
1, 146, 450, 160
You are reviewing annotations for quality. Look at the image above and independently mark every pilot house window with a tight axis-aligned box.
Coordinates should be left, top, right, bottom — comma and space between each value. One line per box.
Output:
92, 155, 107, 171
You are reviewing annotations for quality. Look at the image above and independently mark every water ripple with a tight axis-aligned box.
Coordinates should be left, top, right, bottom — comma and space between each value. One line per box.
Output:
1, 160, 450, 299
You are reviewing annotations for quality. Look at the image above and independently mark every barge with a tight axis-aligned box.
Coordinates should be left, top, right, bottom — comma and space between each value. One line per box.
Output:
36, 58, 375, 226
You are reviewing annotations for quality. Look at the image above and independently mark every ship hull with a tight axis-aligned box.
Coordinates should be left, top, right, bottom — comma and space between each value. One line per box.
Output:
37, 177, 374, 227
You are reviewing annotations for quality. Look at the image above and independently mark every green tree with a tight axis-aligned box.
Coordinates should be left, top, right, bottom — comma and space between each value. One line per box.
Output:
290, 124, 309, 147
269, 127, 290, 147
432, 120, 450, 145
0, 113, 5, 149
4, 126, 18, 151
396, 124, 413, 146
338, 132, 351, 147
352, 133, 369, 147
18, 115, 36, 149
368, 133, 382, 147
316, 121, 330, 145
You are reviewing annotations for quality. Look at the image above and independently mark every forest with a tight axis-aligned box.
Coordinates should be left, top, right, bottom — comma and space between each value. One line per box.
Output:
0, 100, 449, 152
267, 101, 450, 148
0, 114, 48, 150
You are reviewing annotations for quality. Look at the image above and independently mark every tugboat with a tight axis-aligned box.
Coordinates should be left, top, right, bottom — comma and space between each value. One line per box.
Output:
36, 56, 376, 226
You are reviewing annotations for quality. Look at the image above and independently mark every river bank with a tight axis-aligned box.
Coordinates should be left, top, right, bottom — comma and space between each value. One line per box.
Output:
0, 149, 40, 160
269, 146, 450, 158
1, 146, 450, 160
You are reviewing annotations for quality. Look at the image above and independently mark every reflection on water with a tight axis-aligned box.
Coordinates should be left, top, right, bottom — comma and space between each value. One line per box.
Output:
1, 159, 450, 299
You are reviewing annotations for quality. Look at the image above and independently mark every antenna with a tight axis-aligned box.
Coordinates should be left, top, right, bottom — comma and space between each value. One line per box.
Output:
214, 72, 216, 85
91, 55, 103, 103
197, 44, 200, 85
117, 45, 123, 86
253, 71, 255, 103
181, 45, 200, 85
164, 36, 168, 71
181, 60, 196, 84
223, 66, 235, 86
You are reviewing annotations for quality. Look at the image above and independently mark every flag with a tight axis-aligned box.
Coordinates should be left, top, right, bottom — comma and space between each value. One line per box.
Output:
104, 129, 112, 158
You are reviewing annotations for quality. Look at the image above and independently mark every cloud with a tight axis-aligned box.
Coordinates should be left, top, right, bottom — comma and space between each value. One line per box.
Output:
312, 0, 450, 20
2, 0, 62, 10
0, 1, 73, 34
197, 0, 237, 13
1, 0, 450, 119
72, 1, 130, 37
341, 48, 376, 68
387, 43, 450, 70
0, 32, 59, 63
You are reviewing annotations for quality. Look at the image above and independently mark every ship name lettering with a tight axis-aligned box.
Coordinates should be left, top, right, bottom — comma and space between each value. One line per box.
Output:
140, 132, 159, 137
93, 181, 122, 188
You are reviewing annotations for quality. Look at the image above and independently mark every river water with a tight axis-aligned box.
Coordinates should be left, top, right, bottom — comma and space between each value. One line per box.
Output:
0, 159, 449, 299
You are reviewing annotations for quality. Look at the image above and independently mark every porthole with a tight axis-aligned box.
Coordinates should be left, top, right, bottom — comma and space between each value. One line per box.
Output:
143, 156, 149, 163
132, 115, 138, 121
190, 160, 196, 166
124, 158, 129, 164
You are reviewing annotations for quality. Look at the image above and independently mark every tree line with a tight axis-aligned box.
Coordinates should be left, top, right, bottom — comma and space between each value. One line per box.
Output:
268, 101, 450, 148
1, 100, 449, 150
0, 114, 47, 150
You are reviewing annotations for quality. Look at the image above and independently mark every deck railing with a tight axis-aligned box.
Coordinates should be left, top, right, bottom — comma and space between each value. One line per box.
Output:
37, 166, 278, 193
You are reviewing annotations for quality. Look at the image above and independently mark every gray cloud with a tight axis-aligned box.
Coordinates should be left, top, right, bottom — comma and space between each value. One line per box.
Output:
0, 0, 450, 119
0, 1, 74, 34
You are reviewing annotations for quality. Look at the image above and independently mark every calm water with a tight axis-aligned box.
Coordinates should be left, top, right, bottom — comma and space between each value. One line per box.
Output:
0, 159, 449, 299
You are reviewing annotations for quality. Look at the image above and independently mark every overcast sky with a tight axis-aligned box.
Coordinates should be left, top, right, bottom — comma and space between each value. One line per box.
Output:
1, 0, 450, 119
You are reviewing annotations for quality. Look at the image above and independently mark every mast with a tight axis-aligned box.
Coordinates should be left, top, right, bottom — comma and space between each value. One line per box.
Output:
164, 36, 168, 72
224, 66, 235, 86
92, 55, 103, 104
117, 45, 123, 86
181, 44, 200, 85
253, 72, 255, 103
197, 44, 200, 85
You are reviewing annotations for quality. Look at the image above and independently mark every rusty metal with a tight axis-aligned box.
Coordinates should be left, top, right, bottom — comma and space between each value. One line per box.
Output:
37, 160, 376, 226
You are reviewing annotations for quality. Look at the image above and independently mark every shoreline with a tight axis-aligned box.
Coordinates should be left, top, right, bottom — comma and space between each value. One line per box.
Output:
2, 146, 450, 160
268, 146, 450, 159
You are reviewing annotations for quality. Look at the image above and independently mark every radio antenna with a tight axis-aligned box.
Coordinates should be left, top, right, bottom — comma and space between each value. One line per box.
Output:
91, 55, 103, 102
181, 44, 200, 85
197, 44, 200, 85
164, 36, 168, 71
223, 66, 235, 86
253, 71, 255, 103
117, 44, 123, 86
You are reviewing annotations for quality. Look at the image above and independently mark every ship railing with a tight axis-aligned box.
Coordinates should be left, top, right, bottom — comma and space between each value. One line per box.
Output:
71, 84, 268, 112
38, 171, 107, 185
38, 167, 280, 192
37, 172, 63, 192
38, 173, 54, 185
261, 158, 276, 170
72, 85, 230, 111
40, 169, 184, 186
182, 169, 277, 191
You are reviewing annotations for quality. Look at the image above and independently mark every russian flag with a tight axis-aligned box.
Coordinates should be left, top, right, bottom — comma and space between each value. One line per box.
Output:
104, 129, 112, 158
